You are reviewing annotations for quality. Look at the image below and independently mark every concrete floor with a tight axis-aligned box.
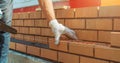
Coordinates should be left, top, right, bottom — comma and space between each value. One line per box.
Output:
8, 50, 53, 63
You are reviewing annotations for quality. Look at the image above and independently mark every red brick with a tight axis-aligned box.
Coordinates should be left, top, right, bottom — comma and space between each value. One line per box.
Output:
16, 43, 27, 53
24, 20, 34, 26
86, 19, 112, 30
34, 19, 48, 27
65, 19, 85, 29
10, 42, 16, 50
49, 38, 68, 52
69, 42, 94, 56
111, 32, 120, 47
14, 20, 24, 26
19, 12, 29, 19
14, 34, 24, 40
12, 13, 19, 19
75, 7, 98, 18
95, 45, 120, 62
114, 19, 120, 30
77, 30, 97, 41
34, 36, 48, 44
99, 6, 120, 17
56, 9, 75, 18
24, 35, 34, 42
98, 31, 111, 43
58, 52, 79, 63
27, 46, 40, 56
29, 28, 41, 35
41, 48, 57, 61
19, 27, 29, 34
29, 11, 42, 19
80, 56, 109, 63
41, 28, 54, 37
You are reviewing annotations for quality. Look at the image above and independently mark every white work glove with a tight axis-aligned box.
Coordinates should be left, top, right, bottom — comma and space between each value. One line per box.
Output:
49, 19, 78, 45
0, 9, 3, 19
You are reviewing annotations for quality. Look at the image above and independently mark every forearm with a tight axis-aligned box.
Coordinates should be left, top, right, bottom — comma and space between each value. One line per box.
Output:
38, 0, 55, 21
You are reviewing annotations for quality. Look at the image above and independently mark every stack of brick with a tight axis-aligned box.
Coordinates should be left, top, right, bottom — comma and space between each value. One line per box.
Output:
10, 6, 120, 63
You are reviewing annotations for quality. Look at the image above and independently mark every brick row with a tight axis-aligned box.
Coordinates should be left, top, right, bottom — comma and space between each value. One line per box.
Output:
99, 6, 120, 17
10, 42, 16, 50
95, 45, 120, 62
10, 42, 120, 63
111, 32, 120, 47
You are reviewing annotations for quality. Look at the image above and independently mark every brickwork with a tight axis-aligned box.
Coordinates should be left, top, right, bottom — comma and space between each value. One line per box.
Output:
10, 6, 120, 63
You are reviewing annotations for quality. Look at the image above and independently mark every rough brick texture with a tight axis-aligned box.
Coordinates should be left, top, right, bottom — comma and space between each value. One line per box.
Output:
114, 19, 120, 30
80, 56, 109, 63
49, 38, 68, 52
16, 43, 27, 53
99, 6, 120, 17
41, 48, 57, 61
95, 46, 120, 62
75, 7, 98, 18
58, 52, 79, 63
27, 46, 40, 56
69, 42, 94, 56
111, 32, 120, 47
65, 19, 85, 29
10, 42, 16, 50
86, 19, 112, 30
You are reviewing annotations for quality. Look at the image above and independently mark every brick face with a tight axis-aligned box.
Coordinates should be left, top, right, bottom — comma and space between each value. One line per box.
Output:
77, 30, 97, 41
19, 27, 29, 34
34, 19, 48, 27
98, 31, 111, 43
16, 43, 27, 53
80, 56, 109, 63
29, 28, 41, 35
69, 42, 94, 56
24, 20, 34, 26
19, 12, 29, 19
10, 42, 16, 50
27, 46, 40, 56
41, 48, 57, 61
114, 19, 120, 30
41, 28, 54, 37
14, 20, 24, 26
75, 7, 98, 18
111, 32, 120, 47
65, 19, 85, 29
95, 46, 120, 62
86, 19, 112, 30
14, 34, 24, 40
58, 52, 79, 63
24, 35, 34, 42
34, 36, 48, 44
13, 13, 19, 19
29, 11, 42, 19
49, 38, 68, 52
99, 6, 120, 17
56, 9, 75, 18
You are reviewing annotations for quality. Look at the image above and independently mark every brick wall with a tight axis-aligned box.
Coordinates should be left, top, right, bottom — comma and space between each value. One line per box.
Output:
10, 6, 120, 63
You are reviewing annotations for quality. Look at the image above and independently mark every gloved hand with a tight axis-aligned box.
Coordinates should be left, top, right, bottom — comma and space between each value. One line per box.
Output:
49, 19, 78, 45
0, 9, 3, 19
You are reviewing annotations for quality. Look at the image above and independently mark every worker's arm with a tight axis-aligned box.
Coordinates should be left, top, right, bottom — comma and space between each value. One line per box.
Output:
38, 0, 78, 45
38, 0, 55, 21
